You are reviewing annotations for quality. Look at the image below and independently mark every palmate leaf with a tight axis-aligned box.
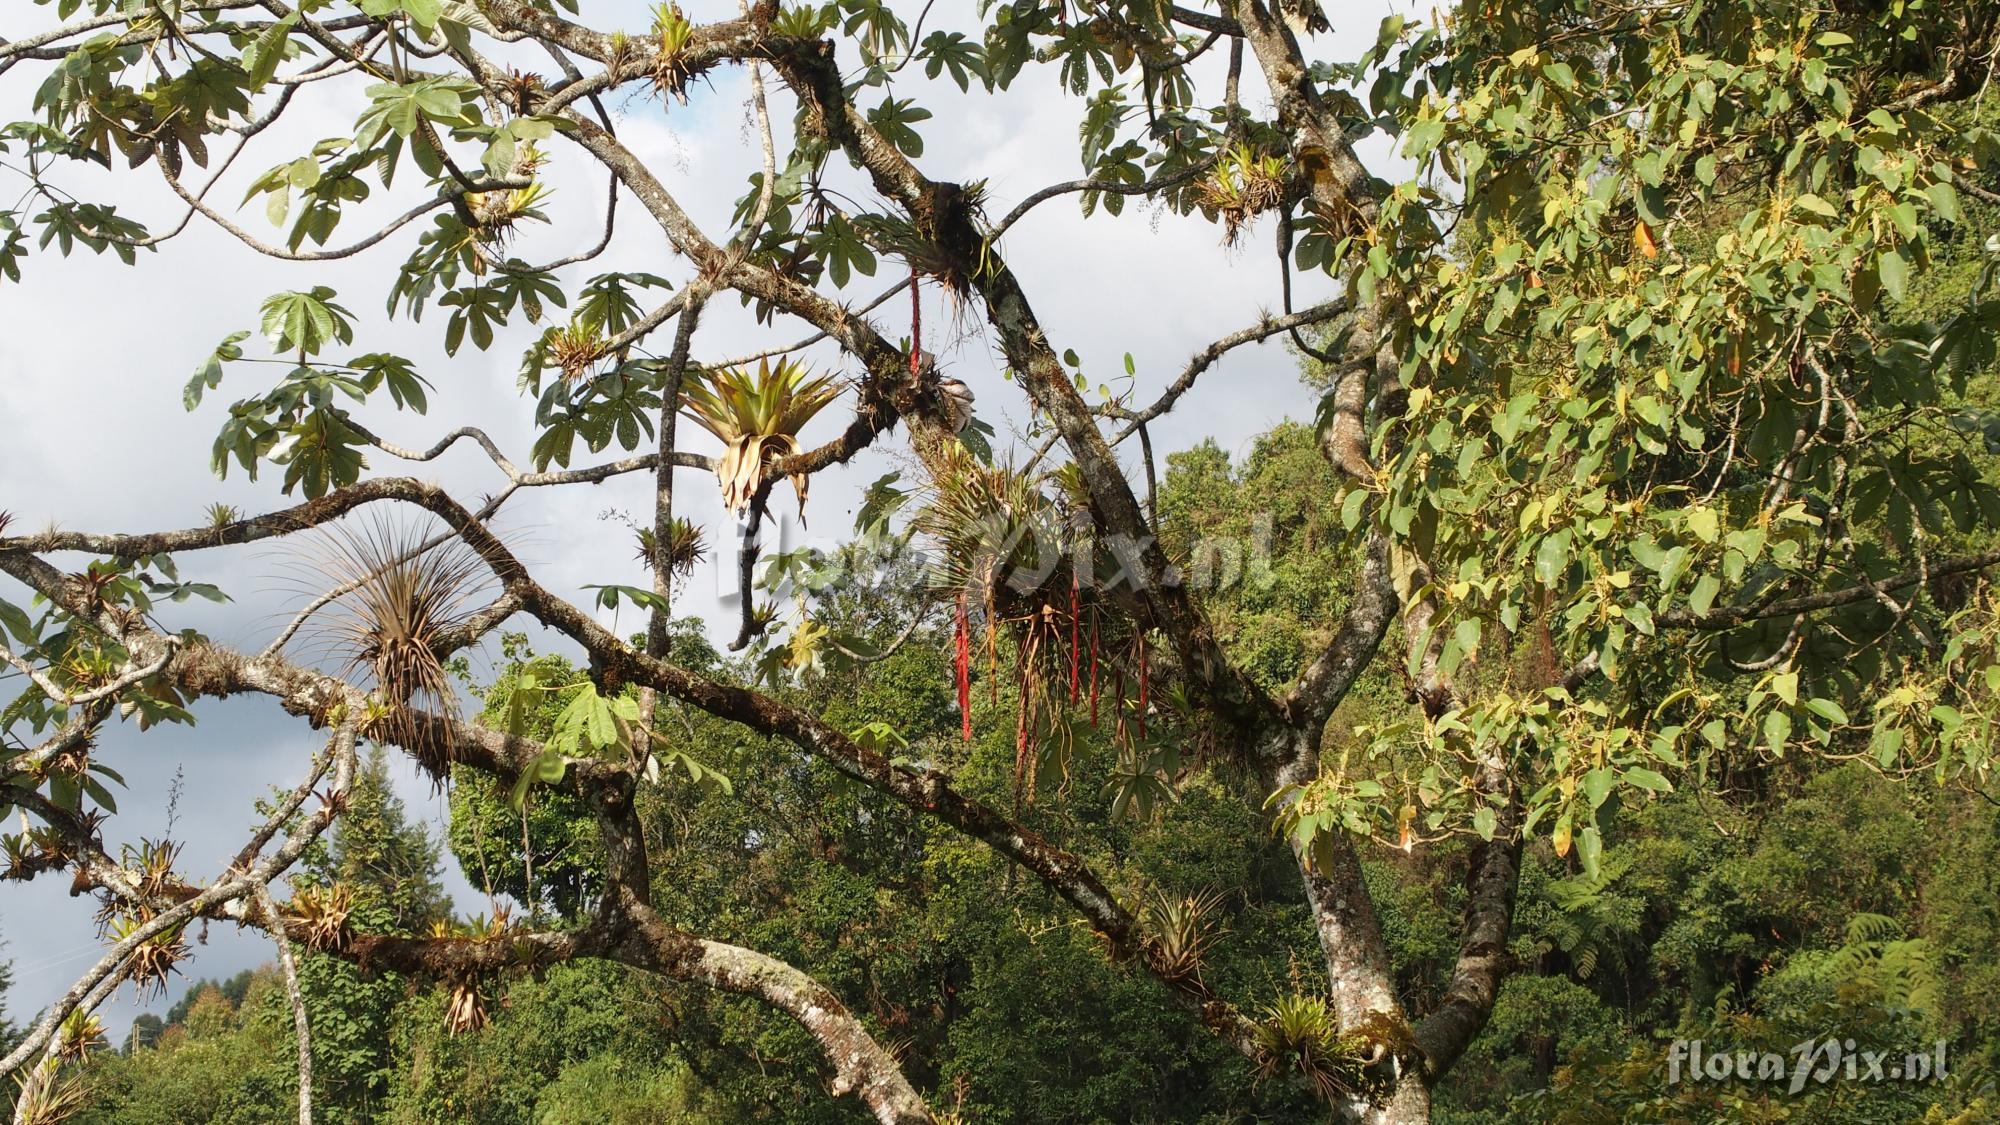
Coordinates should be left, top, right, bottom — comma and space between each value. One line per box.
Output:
275, 407, 366, 499
864, 96, 931, 158
807, 213, 876, 288
353, 78, 482, 149
348, 352, 431, 413
576, 271, 673, 335
260, 287, 355, 356
184, 330, 251, 410
919, 31, 988, 92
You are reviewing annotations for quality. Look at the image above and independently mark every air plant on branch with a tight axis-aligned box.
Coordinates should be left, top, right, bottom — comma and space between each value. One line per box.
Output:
444, 978, 489, 1035
104, 910, 189, 999
914, 445, 1065, 602
465, 179, 550, 248
54, 1007, 107, 1063
2, 826, 73, 882
680, 358, 843, 522
301, 513, 494, 786
499, 67, 546, 117
1253, 994, 1370, 1101
542, 320, 609, 384
1140, 886, 1227, 983
850, 180, 992, 309
11, 1059, 85, 1125
918, 447, 1117, 803
649, 3, 699, 103
288, 882, 355, 952
635, 515, 706, 583
1199, 144, 1288, 245
121, 837, 182, 901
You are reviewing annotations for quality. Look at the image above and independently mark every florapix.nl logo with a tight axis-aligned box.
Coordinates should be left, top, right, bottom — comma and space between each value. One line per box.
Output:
1666, 1038, 1948, 1094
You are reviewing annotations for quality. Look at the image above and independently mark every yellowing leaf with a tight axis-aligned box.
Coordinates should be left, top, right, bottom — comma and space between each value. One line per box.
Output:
1633, 221, 1659, 258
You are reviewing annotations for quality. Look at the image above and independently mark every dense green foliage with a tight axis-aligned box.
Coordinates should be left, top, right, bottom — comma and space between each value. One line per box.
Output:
4, 0, 2000, 1120
17, 411, 1991, 1121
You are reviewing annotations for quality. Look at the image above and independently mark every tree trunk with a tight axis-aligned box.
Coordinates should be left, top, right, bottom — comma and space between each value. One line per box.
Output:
1366, 1079, 1432, 1124
1268, 730, 1441, 1122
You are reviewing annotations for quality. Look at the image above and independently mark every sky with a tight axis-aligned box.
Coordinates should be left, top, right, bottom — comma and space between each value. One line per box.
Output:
0, 0, 1411, 1039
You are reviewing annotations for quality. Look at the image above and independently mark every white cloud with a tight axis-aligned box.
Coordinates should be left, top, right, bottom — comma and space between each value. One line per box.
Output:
0, 2, 1409, 1035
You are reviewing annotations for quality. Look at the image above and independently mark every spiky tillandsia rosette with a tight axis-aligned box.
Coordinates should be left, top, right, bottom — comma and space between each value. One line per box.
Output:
1138, 886, 1228, 983
53, 1008, 106, 1064
462, 139, 548, 248
1251, 994, 1374, 1102
465, 180, 550, 247
849, 180, 993, 307
498, 67, 545, 117
102, 909, 190, 999
679, 357, 844, 522
913, 444, 1069, 611
302, 512, 494, 786
541, 320, 610, 384
648, 2, 700, 104
288, 882, 355, 952
1, 820, 90, 882
635, 515, 706, 582
1198, 144, 1288, 246
11, 1058, 85, 1125
121, 837, 182, 900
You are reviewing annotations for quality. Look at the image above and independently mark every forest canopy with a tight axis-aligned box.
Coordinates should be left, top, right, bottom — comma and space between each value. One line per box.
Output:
2, 0, 1999, 1122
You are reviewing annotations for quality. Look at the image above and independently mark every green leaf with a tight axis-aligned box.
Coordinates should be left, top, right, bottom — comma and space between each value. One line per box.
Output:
242, 14, 298, 91
1689, 575, 1721, 617
1925, 180, 1964, 225
1878, 247, 1910, 303
184, 330, 250, 410
1685, 506, 1719, 543
260, 287, 354, 356
1622, 767, 1673, 793
1534, 529, 1572, 586
1341, 488, 1367, 530
1583, 767, 1613, 809
1472, 805, 1497, 841
1770, 670, 1798, 707
0, 597, 36, 646
1763, 710, 1792, 756
1576, 824, 1603, 880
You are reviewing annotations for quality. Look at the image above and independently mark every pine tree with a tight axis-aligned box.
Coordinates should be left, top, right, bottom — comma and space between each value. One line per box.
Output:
281, 744, 452, 1121
306, 744, 450, 934
0, 933, 17, 1057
